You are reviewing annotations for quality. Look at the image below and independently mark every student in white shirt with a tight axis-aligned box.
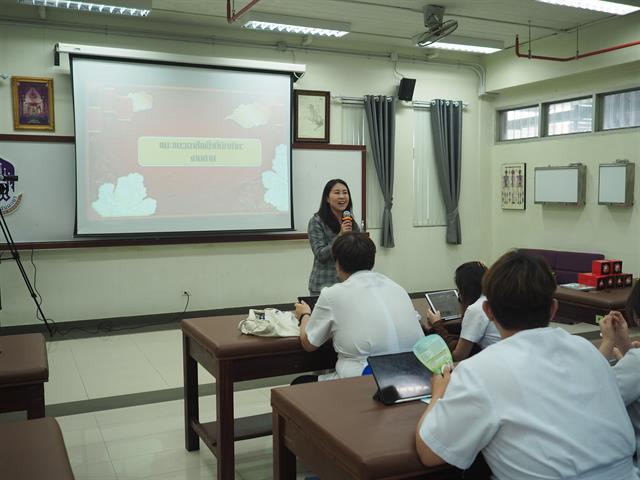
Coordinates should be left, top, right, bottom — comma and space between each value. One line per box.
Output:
416, 250, 636, 480
425, 261, 501, 361
294, 232, 424, 381
599, 281, 640, 465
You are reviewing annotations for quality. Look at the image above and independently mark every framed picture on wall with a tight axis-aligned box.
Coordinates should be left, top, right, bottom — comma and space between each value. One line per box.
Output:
501, 162, 526, 210
11, 76, 55, 131
294, 90, 330, 143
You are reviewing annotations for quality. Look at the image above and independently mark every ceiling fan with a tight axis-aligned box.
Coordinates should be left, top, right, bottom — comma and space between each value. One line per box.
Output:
415, 5, 458, 47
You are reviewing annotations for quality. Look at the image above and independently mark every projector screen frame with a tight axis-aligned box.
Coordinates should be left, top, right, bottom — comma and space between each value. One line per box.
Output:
69, 53, 296, 238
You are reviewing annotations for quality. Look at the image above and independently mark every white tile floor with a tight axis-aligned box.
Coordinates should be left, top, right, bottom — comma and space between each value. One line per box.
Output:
36, 322, 601, 479
42, 328, 307, 479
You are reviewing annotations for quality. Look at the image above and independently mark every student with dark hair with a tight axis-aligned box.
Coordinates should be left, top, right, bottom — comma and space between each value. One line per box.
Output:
294, 232, 423, 381
416, 250, 636, 480
425, 261, 500, 361
307, 179, 360, 295
599, 280, 640, 466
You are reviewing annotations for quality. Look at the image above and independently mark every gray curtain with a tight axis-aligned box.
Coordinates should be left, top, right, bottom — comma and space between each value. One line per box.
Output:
430, 99, 463, 244
364, 95, 396, 248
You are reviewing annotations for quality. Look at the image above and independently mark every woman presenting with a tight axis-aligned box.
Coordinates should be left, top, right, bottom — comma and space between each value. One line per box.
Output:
307, 179, 359, 294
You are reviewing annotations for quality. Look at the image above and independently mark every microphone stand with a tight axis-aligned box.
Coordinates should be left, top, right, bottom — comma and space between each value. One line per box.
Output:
0, 185, 53, 337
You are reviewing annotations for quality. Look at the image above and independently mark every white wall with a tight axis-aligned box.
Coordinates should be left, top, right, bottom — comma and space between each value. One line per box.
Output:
0, 23, 490, 327
487, 61, 640, 274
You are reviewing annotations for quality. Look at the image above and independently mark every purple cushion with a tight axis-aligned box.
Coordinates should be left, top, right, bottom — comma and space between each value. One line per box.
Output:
556, 251, 604, 273
518, 249, 558, 269
556, 270, 580, 284
518, 248, 605, 284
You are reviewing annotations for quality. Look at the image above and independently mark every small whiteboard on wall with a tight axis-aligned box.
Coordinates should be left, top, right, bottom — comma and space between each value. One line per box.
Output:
598, 161, 634, 206
534, 164, 587, 206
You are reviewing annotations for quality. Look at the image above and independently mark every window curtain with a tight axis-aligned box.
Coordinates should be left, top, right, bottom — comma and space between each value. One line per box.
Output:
430, 99, 463, 244
341, 104, 383, 229
364, 95, 396, 248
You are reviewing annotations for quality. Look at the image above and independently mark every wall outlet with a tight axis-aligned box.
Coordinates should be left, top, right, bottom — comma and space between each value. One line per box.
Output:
182, 290, 191, 297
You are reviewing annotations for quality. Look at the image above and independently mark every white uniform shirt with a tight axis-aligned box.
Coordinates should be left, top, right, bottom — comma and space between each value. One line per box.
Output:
459, 295, 501, 349
419, 327, 636, 480
614, 349, 640, 463
305, 270, 424, 380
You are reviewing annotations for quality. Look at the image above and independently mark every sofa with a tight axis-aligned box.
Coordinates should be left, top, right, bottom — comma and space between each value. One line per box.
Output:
518, 248, 605, 284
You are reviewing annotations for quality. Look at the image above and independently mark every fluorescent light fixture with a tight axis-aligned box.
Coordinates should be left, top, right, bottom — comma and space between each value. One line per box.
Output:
421, 35, 503, 54
17, 0, 151, 16
242, 13, 350, 38
536, 0, 640, 15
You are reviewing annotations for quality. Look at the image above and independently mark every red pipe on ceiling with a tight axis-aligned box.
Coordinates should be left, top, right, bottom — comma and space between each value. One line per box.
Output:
515, 34, 640, 62
227, 0, 262, 24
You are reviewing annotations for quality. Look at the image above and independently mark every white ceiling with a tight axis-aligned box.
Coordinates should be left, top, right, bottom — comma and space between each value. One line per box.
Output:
0, 0, 631, 52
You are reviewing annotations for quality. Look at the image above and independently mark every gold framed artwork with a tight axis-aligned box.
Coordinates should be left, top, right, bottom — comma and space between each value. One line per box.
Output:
294, 89, 330, 143
501, 162, 526, 210
11, 76, 55, 131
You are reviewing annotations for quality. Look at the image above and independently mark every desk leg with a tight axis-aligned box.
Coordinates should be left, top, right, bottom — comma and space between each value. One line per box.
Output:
26, 384, 45, 419
216, 361, 235, 480
273, 409, 296, 480
183, 334, 199, 451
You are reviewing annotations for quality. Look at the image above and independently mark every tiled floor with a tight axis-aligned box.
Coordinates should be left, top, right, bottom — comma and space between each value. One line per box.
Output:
8, 322, 602, 479
40, 328, 308, 479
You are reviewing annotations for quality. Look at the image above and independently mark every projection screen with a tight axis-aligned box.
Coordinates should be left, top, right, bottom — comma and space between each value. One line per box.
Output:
71, 56, 293, 236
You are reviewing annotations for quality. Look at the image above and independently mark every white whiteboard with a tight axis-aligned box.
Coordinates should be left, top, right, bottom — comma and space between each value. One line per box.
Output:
599, 165, 626, 203
0, 139, 364, 243
534, 166, 586, 205
598, 163, 634, 206
292, 148, 364, 232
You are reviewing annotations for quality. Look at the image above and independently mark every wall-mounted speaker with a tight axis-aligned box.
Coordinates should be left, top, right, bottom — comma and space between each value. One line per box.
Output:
398, 78, 416, 101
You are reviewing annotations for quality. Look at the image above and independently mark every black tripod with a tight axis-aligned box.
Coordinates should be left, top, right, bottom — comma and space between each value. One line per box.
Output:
0, 183, 53, 336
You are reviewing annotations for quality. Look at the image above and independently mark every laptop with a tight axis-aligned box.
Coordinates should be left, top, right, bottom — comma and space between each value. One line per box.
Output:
425, 289, 461, 321
367, 351, 432, 405
297, 295, 319, 311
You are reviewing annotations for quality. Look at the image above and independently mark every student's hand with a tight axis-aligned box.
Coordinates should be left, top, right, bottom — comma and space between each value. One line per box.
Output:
608, 311, 632, 353
600, 313, 618, 342
339, 218, 353, 234
294, 301, 311, 320
631, 341, 640, 349
426, 308, 442, 326
430, 364, 452, 399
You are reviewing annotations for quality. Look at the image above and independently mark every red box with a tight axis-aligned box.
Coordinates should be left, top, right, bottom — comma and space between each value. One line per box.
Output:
611, 260, 623, 274
578, 272, 610, 290
620, 273, 633, 287
592, 260, 612, 275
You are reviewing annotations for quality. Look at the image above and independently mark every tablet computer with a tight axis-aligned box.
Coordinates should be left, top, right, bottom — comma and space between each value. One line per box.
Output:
368, 351, 432, 405
425, 289, 461, 321
297, 295, 319, 311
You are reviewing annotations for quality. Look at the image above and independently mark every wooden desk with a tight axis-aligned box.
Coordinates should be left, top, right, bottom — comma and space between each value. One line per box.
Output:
272, 376, 485, 480
554, 286, 631, 324
0, 333, 48, 419
182, 314, 336, 480
182, 299, 457, 479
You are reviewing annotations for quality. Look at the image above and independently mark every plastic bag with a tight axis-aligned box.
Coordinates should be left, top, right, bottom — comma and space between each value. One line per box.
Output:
238, 308, 300, 337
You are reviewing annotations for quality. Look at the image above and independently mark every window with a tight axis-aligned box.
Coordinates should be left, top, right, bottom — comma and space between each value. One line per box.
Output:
545, 97, 592, 136
601, 89, 640, 130
413, 109, 446, 227
499, 106, 539, 141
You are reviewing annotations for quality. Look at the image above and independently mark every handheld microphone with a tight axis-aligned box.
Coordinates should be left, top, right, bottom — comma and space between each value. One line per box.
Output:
342, 210, 352, 223
0, 175, 18, 182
